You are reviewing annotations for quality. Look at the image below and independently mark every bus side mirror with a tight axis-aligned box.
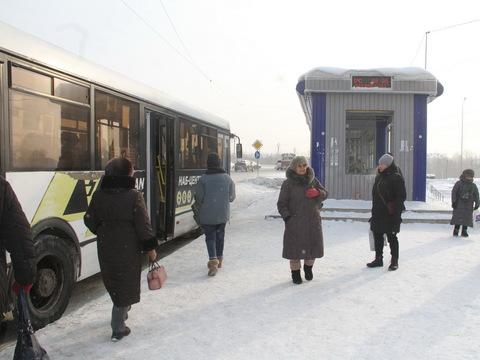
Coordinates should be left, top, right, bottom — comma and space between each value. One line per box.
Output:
236, 143, 243, 159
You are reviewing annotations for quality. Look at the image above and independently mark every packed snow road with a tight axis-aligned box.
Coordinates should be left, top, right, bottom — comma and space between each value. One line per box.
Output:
2, 172, 480, 359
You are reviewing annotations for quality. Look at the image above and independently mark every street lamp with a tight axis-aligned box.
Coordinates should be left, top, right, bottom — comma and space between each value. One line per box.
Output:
460, 97, 467, 171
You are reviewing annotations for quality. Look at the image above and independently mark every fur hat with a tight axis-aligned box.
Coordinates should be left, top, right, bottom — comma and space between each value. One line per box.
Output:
378, 153, 394, 167
207, 153, 221, 169
105, 157, 133, 176
288, 156, 308, 170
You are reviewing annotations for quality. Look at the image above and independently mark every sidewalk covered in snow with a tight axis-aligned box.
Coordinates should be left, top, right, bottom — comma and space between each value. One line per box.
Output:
2, 177, 479, 360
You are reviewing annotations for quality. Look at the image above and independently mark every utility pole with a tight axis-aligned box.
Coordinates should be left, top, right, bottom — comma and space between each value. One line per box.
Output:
424, 31, 430, 69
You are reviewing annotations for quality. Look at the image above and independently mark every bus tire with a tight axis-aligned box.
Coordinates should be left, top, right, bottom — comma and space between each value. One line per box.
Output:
27, 234, 75, 329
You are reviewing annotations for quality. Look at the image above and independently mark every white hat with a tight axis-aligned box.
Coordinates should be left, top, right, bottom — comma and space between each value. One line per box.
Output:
378, 153, 393, 167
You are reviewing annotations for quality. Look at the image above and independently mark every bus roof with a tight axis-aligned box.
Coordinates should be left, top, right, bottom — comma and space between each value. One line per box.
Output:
0, 21, 229, 130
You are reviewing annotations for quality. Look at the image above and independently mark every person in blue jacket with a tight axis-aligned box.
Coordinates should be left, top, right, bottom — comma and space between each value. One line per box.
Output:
194, 153, 236, 276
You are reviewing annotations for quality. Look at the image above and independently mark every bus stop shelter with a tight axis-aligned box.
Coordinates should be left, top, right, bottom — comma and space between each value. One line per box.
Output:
296, 67, 443, 201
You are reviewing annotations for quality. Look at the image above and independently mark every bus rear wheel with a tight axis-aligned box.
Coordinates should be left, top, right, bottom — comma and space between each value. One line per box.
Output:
27, 234, 75, 329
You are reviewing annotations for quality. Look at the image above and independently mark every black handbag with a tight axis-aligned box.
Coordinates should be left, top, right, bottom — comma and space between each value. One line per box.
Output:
13, 291, 49, 360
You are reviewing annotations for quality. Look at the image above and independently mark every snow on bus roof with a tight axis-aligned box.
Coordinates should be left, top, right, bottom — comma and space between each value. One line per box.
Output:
0, 21, 229, 130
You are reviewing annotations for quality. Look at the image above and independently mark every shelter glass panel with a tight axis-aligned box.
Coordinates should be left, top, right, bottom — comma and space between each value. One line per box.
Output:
345, 111, 393, 175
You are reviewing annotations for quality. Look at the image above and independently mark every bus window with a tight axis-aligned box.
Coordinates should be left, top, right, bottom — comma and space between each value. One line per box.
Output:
95, 91, 142, 169
54, 78, 89, 104
179, 118, 218, 169
11, 65, 51, 95
9, 90, 90, 170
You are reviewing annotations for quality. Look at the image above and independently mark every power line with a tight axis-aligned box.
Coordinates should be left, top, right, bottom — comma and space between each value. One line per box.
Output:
429, 19, 480, 33
158, 0, 194, 62
409, 34, 425, 66
120, 0, 212, 83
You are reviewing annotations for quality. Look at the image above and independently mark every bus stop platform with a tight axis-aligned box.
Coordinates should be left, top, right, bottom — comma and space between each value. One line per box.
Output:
265, 199, 452, 225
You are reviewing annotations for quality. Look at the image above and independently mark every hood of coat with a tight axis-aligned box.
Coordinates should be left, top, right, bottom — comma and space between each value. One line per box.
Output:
100, 175, 136, 191
286, 166, 315, 186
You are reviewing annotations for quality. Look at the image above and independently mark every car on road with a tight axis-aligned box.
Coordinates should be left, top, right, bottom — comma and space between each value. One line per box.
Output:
234, 160, 260, 172
234, 160, 251, 172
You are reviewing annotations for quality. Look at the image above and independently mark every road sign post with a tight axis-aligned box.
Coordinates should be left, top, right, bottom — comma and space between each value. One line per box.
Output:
252, 140, 262, 177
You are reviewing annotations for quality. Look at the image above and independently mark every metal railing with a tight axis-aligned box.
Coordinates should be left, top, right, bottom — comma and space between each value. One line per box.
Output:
429, 184, 445, 202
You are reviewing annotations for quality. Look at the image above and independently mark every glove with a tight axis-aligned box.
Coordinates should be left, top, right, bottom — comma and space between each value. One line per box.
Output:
12, 281, 33, 295
305, 188, 321, 199
474, 205, 479, 210
283, 216, 291, 223
387, 201, 395, 216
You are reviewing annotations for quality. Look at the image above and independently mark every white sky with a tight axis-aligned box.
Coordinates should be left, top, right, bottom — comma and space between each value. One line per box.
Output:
1, 0, 480, 156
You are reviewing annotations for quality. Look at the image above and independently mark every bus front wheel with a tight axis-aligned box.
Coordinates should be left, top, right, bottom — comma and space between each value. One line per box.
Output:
27, 234, 75, 329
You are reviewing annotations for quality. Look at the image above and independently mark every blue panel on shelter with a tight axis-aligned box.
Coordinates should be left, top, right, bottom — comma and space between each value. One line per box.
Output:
311, 93, 327, 185
413, 95, 427, 201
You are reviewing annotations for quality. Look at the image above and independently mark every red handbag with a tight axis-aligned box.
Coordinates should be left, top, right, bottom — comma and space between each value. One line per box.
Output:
147, 261, 167, 290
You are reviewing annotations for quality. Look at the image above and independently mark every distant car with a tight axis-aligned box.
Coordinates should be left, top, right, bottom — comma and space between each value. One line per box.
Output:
246, 160, 261, 170
234, 160, 250, 172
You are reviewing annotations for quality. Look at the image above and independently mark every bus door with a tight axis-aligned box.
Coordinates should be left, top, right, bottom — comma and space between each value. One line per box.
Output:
0, 59, 4, 174
146, 109, 174, 240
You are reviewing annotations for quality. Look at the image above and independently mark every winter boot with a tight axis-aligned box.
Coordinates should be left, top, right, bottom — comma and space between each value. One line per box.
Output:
461, 226, 469, 237
218, 257, 223, 268
453, 226, 460, 237
207, 259, 219, 276
366, 257, 383, 268
303, 265, 313, 281
111, 326, 131, 342
388, 258, 398, 271
291, 270, 302, 284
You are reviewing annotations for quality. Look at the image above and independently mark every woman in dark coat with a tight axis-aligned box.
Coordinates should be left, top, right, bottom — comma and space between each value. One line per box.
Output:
450, 169, 479, 237
84, 157, 158, 341
367, 154, 406, 271
277, 156, 328, 284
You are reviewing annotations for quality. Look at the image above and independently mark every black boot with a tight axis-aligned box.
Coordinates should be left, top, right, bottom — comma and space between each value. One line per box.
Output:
304, 265, 313, 281
366, 257, 383, 268
388, 258, 398, 271
453, 225, 459, 237
461, 226, 469, 237
111, 326, 131, 342
291, 270, 302, 284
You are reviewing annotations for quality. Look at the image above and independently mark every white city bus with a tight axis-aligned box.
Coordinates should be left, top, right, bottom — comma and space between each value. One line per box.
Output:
0, 22, 236, 328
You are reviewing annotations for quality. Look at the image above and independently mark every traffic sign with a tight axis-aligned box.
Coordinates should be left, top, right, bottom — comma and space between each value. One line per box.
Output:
254, 151, 260, 159
252, 140, 263, 150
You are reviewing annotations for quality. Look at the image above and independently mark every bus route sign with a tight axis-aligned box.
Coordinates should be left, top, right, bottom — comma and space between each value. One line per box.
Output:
252, 140, 263, 150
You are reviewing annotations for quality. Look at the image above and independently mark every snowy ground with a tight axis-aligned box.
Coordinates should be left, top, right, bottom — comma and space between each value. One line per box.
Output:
2, 175, 480, 359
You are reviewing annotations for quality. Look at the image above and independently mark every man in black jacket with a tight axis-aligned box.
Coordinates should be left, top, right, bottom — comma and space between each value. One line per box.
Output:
0, 177, 36, 328
367, 154, 406, 271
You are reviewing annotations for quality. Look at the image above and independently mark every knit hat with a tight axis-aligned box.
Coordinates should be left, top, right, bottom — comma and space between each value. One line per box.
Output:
288, 156, 308, 170
462, 169, 475, 178
378, 153, 394, 167
207, 153, 221, 169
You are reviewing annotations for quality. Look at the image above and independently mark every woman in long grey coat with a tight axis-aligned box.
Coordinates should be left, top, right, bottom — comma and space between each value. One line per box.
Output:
84, 157, 158, 341
450, 169, 479, 237
277, 156, 328, 284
